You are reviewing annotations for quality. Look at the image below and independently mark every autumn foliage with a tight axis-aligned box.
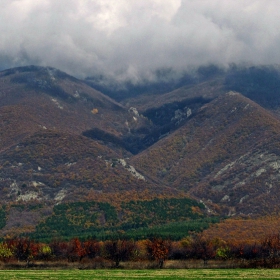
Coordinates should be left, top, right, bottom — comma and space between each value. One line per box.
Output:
1, 231, 280, 268
145, 238, 171, 268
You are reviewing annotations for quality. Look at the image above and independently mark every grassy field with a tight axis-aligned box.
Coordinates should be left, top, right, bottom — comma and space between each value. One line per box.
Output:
0, 269, 280, 280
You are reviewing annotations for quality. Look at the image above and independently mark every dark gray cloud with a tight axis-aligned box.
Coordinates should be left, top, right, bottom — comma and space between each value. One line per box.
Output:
1, 0, 279, 84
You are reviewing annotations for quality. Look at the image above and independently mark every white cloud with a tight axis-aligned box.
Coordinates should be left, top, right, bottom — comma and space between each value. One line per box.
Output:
0, 0, 280, 83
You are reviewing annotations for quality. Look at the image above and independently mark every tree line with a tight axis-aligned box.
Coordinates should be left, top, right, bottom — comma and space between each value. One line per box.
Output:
1, 232, 280, 268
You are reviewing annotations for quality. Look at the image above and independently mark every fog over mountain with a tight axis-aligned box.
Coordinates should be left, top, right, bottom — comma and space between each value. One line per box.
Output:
1, 0, 280, 86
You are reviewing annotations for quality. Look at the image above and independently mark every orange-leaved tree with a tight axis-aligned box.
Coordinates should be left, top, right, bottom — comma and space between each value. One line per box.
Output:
145, 238, 171, 268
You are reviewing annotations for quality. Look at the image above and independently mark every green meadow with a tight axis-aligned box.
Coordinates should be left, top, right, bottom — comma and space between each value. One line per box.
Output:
0, 269, 279, 280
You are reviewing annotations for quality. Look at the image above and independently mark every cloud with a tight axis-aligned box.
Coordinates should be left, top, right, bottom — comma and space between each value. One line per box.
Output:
0, 0, 280, 84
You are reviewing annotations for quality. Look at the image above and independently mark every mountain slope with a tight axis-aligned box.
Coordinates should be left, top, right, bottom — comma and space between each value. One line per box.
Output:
0, 130, 176, 205
0, 66, 181, 205
130, 91, 280, 215
0, 66, 151, 155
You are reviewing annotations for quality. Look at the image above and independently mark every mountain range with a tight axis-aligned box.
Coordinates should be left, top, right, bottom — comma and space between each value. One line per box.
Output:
1, 64, 280, 238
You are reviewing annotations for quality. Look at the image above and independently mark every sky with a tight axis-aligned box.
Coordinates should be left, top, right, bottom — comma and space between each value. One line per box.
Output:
1, 0, 280, 85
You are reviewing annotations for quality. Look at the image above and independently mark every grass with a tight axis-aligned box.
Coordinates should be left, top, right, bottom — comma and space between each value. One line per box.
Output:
0, 269, 280, 280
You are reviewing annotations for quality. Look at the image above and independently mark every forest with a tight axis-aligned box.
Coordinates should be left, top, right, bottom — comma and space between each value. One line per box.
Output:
25, 197, 218, 241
